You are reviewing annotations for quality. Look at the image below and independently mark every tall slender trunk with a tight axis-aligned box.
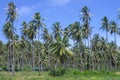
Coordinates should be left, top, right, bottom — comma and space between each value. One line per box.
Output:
38, 29, 41, 75
89, 34, 92, 70
87, 37, 90, 70
106, 31, 111, 70
114, 32, 117, 69
32, 40, 34, 68
25, 36, 27, 65
22, 49, 24, 69
12, 35, 15, 76
38, 48, 41, 75
106, 31, 108, 42
114, 32, 117, 46
79, 38, 83, 70
7, 42, 10, 68
48, 45, 51, 70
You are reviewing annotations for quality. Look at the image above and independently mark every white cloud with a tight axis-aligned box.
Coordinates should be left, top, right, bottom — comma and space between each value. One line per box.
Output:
19, 6, 32, 16
118, 8, 120, 11
50, 0, 71, 6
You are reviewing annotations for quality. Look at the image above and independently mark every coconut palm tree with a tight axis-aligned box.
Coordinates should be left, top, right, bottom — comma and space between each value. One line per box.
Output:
27, 21, 37, 68
109, 21, 120, 46
100, 16, 111, 70
52, 22, 63, 39
42, 28, 53, 70
109, 21, 120, 69
21, 21, 28, 39
69, 22, 84, 70
20, 21, 28, 66
51, 34, 73, 67
79, 6, 92, 70
79, 6, 91, 24
4, 2, 18, 76
32, 12, 45, 75
3, 22, 12, 69
100, 16, 109, 42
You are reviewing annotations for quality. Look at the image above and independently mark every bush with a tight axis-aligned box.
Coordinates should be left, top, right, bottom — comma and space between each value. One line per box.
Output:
15, 67, 23, 71
49, 66, 66, 76
72, 69, 81, 75
2, 66, 6, 71
23, 65, 31, 71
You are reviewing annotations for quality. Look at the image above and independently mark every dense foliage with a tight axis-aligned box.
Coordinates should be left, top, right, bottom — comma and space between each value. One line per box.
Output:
1, 2, 120, 76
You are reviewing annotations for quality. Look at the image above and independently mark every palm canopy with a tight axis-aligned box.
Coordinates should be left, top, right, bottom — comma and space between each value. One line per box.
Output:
109, 21, 120, 35
42, 28, 53, 43
51, 35, 73, 64
100, 16, 109, 31
69, 22, 83, 42
27, 22, 37, 41
109, 21, 120, 45
6, 2, 17, 23
79, 6, 91, 24
100, 16, 110, 42
20, 21, 28, 38
52, 22, 63, 39
32, 12, 45, 30
3, 22, 14, 40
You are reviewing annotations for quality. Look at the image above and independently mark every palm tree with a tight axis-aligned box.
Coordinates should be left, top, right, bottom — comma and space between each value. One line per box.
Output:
79, 6, 92, 70
32, 12, 45, 75
42, 28, 53, 69
100, 16, 111, 70
69, 22, 84, 70
109, 21, 120, 46
52, 22, 63, 39
21, 21, 28, 67
27, 21, 37, 68
79, 6, 91, 24
51, 34, 73, 67
3, 22, 13, 69
4, 2, 17, 76
21, 21, 28, 39
100, 16, 109, 42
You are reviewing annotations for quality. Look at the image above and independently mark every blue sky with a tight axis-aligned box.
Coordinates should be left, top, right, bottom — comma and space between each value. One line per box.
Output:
0, 0, 120, 45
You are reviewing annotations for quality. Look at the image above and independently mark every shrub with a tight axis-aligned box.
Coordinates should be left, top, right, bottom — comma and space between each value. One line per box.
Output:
2, 66, 6, 71
49, 66, 66, 76
72, 69, 81, 75
23, 65, 31, 71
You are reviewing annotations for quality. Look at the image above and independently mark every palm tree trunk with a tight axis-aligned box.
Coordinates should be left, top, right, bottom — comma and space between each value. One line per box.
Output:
7, 42, 10, 68
90, 34, 92, 70
48, 46, 51, 70
79, 39, 83, 70
106, 31, 109, 70
12, 35, 15, 76
38, 29, 41, 75
114, 33, 117, 46
114, 32, 117, 69
106, 31, 108, 42
32, 40, 35, 68
25, 36, 28, 67
87, 37, 90, 70
22, 49, 24, 69
38, 49, 41, 75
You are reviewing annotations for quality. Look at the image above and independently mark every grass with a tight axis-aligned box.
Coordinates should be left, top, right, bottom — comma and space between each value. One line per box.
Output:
0, 70, 120, 80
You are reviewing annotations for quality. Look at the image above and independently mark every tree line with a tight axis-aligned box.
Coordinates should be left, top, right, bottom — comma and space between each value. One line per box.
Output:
0, 2, 120, 76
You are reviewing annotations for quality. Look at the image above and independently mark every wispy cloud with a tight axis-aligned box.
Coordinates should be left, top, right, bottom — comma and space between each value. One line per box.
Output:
18, 4, 41, 17
19, 6, 32, 16
49, 0, 71, 6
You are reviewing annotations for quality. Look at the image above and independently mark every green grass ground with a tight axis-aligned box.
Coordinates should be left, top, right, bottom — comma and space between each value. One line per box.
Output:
0, 70, 120, 80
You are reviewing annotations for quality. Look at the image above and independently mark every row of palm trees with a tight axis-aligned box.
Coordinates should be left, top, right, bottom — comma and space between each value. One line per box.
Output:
1, 2, 120, 76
